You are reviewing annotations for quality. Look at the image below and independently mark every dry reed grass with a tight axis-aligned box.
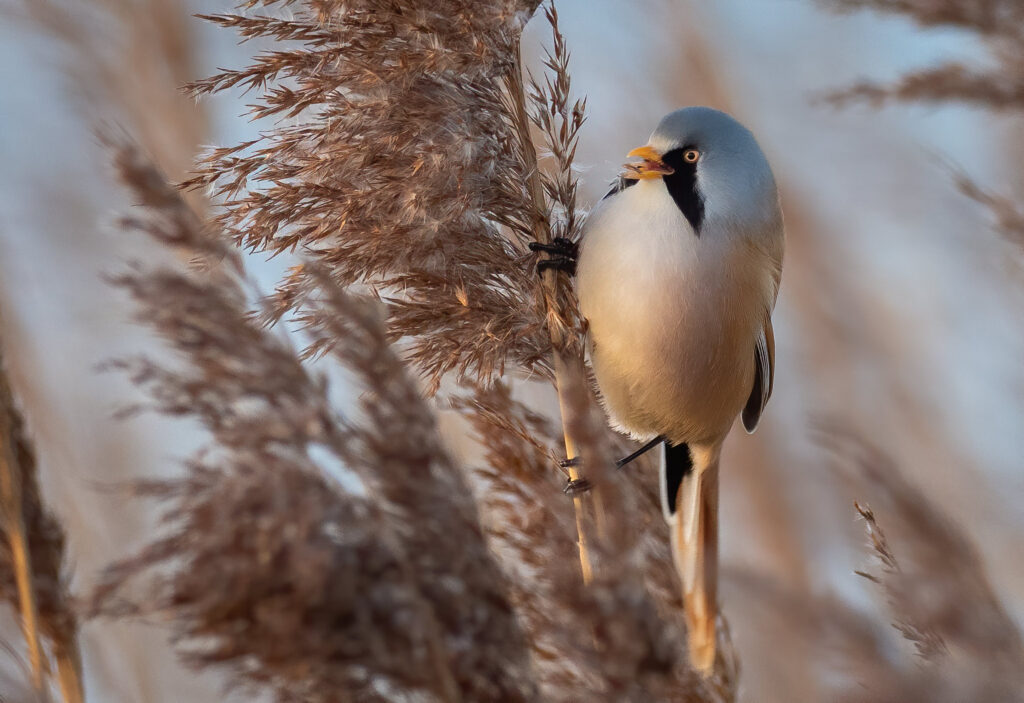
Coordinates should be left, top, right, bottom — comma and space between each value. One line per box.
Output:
177, 0, 606, 579
183, 0, 555, 388
818, 4, 1024, 698
92, 136, 540, 702
824, 0, 1024, 255
85, 0, 736, 697
826, 0, 1024, 109
828, 436, 1024, 702
90, 117, 733, 698
3, 0, 1024, 701
0, 341, 81, 701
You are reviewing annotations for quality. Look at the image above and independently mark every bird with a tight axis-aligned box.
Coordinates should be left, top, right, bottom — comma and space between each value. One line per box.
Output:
573, 107, 784, 675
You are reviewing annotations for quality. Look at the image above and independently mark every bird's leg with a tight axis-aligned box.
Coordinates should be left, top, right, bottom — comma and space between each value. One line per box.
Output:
615, 435, 666, 469
529, 237, 578, 275
560, 436, 666, 495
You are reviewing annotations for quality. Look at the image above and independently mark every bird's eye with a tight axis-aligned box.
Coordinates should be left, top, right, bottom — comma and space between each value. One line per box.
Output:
683, 149, 700, 163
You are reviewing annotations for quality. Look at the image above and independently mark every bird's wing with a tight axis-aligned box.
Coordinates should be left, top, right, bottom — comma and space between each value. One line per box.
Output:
741, 315, 774, 433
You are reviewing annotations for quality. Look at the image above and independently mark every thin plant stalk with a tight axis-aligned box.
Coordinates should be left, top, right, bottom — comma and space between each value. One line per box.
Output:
506, 44, 594, 582
0, 386, 45, 695
0, 335, 81, 701
54, 641, 84, 703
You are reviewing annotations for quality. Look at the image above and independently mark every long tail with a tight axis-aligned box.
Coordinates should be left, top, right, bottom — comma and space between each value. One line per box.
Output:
660, 441, 719, 675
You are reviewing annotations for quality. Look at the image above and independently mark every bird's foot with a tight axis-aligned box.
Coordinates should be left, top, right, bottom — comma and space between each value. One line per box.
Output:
559, 456, 591, 495
529, 237, 578, 276
563, 476, 592, 496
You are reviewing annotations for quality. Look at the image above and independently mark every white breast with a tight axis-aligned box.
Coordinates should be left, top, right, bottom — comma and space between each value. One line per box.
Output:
575, 180, 766, 444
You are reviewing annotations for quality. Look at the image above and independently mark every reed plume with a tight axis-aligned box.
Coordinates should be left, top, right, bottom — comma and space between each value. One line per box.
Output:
93, 136, 540, 702
825, 0, 1024, 109
824, 0, 1024, 256
820, 428, 1024, 702
0, 339, 81, 701
184, 0, 555, 390
184, 0, 611, 594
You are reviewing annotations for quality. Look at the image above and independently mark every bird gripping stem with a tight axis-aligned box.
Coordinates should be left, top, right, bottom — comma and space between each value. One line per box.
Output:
507, 44, 597, 584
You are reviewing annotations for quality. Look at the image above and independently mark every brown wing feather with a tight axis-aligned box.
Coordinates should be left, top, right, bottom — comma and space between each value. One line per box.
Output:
742, 317, 775, 433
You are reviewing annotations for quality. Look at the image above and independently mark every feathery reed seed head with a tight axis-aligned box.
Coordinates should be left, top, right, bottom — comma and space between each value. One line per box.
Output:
97, 137, 539, 702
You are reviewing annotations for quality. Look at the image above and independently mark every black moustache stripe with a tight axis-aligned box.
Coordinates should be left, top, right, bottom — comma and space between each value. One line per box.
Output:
661, 148, 704, 235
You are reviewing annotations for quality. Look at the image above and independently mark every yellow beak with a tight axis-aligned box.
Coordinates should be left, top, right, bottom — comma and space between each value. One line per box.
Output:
623, 145, 674, 180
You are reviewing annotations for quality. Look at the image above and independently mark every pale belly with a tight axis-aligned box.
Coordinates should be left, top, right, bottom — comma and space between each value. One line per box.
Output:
576, 182, 762, 445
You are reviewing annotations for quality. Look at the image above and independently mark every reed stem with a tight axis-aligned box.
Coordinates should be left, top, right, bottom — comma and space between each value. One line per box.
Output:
55, 641, 85, 703
0, 364, 46, 695
507, 43, 593, 583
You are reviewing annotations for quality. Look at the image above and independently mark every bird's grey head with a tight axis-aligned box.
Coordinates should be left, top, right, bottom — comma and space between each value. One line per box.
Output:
624, 107, 780, 236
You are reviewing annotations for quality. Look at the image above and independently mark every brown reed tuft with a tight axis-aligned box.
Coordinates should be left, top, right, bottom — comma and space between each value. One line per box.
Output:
93, 137, 540, 702
183, 0, 561, 393
819, 428, 1024, 702
852, 502, 948, 660
0, 338, 81, 702
455, 379, 736, 702
955, 174, 1024, 250
184, 0, 611, 596
826, 431, 1023, 660
824, 0, 1024, 109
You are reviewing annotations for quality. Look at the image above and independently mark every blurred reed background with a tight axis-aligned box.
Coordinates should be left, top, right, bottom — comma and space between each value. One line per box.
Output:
0, 0, 1023, 701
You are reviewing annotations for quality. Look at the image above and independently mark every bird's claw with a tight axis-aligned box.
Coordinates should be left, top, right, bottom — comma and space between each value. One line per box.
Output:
529, 238, 578, 276
563, 477, 593, 496
560, 455, 590, 496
